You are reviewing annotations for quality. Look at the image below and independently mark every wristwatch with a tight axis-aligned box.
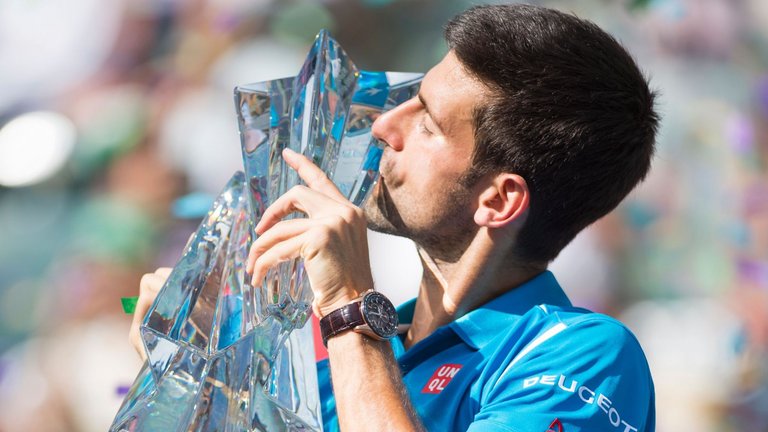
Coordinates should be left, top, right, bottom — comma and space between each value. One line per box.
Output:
319, 290, 399, 346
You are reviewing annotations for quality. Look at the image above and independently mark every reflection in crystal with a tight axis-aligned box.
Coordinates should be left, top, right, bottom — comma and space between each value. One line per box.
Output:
111, 30, 422, 431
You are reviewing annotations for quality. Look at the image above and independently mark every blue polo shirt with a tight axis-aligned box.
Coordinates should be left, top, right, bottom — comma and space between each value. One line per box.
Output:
317, 271, 655, 431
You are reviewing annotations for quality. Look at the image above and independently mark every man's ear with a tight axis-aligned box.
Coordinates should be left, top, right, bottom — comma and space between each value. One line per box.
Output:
473, 174, 530, 228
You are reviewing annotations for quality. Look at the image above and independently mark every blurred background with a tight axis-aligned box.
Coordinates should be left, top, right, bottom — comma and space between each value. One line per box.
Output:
0, 0, 766, 430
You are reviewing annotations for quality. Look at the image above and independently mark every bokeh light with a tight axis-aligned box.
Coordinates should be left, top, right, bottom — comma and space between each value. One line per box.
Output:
0, 112, 77, 187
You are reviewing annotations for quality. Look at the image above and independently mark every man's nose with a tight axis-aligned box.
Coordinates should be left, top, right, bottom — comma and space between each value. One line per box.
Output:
371, 100, 410, 152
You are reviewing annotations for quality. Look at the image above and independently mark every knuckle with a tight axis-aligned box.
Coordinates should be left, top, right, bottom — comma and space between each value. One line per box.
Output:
155, 267, 172, 276
332, 214, 347, 228
140, 274, 161, 296
249, 242, 260, 256
139, 274, 152, 293
254, 253, 267, 269
313, 225, 333, 244
309, 170, 328, 185
254, 254, 272, 274
340, 207, 356, 222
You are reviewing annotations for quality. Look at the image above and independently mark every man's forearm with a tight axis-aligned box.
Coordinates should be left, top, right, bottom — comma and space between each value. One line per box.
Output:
327, 331, 425, 432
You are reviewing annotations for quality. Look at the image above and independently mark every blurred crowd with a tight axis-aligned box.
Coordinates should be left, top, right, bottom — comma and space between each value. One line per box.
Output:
0, 0, 766, 430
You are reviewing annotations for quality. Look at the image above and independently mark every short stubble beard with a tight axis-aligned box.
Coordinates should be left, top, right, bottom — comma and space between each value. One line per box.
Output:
363, 177, 478, 263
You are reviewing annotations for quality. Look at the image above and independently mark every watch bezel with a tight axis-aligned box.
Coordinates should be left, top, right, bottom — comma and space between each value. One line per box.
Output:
359, 291, 399, 339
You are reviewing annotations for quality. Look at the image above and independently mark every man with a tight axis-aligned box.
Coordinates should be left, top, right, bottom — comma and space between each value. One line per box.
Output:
133, 4, 658, 431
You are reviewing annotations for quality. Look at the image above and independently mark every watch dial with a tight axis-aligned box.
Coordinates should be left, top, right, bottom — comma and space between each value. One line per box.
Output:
361, 292, 398, 338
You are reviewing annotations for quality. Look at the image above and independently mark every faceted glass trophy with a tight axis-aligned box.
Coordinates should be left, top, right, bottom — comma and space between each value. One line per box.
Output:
111, 30, 422, 431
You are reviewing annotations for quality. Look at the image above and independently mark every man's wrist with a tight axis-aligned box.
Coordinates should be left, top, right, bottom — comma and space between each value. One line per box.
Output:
314, 291, 365, 318
326, 327, 389, 348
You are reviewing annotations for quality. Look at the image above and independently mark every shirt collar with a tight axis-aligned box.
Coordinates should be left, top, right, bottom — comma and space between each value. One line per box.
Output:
396, 271, 572, 350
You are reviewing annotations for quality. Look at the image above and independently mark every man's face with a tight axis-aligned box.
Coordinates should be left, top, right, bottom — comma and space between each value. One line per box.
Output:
365, 51, 488, 258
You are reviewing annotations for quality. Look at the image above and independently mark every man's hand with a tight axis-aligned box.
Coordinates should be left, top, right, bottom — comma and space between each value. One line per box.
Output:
129, 267, 171, 361
247, 149, 423, 431
246, 148, 374, 318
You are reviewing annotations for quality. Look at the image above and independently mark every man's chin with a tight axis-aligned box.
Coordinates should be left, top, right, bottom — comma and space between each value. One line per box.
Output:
363, 199, 402, 236
363, 176, 410, 237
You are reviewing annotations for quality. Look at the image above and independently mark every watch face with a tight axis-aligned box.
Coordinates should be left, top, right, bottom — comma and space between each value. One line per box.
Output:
361, 291, 399, 339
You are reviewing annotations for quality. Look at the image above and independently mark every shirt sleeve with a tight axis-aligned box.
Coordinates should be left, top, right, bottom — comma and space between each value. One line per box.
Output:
467, 317, 655, 432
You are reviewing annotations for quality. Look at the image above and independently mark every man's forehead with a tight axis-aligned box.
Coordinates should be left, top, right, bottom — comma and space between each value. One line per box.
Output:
420, 51, 485, 135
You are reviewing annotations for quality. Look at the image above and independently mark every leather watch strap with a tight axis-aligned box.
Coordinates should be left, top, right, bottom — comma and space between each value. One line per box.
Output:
319, 301, 364, 347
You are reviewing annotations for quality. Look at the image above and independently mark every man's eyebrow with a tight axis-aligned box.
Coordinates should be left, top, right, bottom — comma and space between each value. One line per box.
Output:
418, 93, 449, 134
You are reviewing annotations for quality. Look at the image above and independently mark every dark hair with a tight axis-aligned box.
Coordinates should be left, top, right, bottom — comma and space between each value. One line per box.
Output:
445, 4, 659, 263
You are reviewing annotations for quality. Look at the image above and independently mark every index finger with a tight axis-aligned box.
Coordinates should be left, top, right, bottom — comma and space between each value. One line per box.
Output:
254, 184, 347, 234
283, 148, 346, 201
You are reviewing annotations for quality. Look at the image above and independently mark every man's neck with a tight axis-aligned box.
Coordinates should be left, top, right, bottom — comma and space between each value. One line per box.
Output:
403, 230, 545, 349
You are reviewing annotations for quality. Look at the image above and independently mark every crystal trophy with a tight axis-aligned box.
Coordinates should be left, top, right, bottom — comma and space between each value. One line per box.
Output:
110, 30, 422, 431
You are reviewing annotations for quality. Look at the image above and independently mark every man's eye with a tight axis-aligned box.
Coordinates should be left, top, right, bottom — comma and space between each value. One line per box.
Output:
418, 119, 433, 135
